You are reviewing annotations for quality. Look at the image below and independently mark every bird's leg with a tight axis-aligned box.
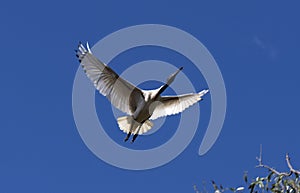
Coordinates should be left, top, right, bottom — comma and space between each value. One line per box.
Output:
131, 133, 139, 143
124, 132, 131, 142
124, 117, 134, 142
131, 124, 142, 143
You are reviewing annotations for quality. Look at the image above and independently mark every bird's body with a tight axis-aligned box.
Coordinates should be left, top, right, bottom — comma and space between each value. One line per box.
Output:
76, 42, 209, 143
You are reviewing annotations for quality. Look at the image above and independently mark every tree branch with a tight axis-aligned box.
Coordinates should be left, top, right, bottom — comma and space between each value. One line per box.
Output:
256, 145, 290, 176
286, 153, 300, 175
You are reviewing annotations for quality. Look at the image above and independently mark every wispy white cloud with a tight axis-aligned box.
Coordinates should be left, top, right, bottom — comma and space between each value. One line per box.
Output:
253, 36, 278, 60
253, 36, 266, 49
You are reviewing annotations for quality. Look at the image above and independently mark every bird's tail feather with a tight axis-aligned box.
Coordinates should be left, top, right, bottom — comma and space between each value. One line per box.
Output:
139, 120, 153, 134
117, 116, 153, 135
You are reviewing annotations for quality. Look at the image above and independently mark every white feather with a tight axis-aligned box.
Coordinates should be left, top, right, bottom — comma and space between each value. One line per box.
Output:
86, 42, 91, 53
150, 89, 209, 120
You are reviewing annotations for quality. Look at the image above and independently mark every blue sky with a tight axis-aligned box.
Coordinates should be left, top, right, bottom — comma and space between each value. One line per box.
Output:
1, 1, 300, 192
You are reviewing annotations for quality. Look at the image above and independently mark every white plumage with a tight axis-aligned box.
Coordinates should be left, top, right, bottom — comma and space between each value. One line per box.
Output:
76, 42, 209, 143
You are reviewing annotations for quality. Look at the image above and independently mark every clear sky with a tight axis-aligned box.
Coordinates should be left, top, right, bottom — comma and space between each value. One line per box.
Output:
1, 1, 300, 193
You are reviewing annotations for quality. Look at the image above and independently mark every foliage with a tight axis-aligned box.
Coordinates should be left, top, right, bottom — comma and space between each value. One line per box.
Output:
194, 148, 300, 193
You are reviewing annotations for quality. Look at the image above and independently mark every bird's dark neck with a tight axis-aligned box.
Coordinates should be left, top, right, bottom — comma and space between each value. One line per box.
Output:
155, 83, 169, 98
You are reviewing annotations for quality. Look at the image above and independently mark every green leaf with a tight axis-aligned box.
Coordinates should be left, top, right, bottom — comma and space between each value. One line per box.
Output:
267, 172, 274, 182
211, 180, 218, 190
248, 183, 255, 193
220, 184, 224, 191
243, 172, 248, 183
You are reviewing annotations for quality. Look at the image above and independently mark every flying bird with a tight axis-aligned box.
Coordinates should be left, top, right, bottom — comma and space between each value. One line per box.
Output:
75, 42, 209, 143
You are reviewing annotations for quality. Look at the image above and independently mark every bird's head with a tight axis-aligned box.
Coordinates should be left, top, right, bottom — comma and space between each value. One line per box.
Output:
166, 67, 183, 85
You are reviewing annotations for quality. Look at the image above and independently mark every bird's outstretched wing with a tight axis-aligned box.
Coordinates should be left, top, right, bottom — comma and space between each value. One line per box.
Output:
150, 89, 209, 120
76, 42, 144, 115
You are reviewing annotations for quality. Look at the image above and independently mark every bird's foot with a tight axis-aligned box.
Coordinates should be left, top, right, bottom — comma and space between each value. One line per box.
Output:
131, 134, 138, 143
124, 132, 131, 142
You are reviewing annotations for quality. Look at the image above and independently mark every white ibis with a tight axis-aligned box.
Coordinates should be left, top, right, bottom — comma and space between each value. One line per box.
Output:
76, 42, 209, 143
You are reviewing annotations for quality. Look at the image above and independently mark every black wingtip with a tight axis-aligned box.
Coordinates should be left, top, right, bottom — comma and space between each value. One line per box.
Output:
179, 67, 183, 71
